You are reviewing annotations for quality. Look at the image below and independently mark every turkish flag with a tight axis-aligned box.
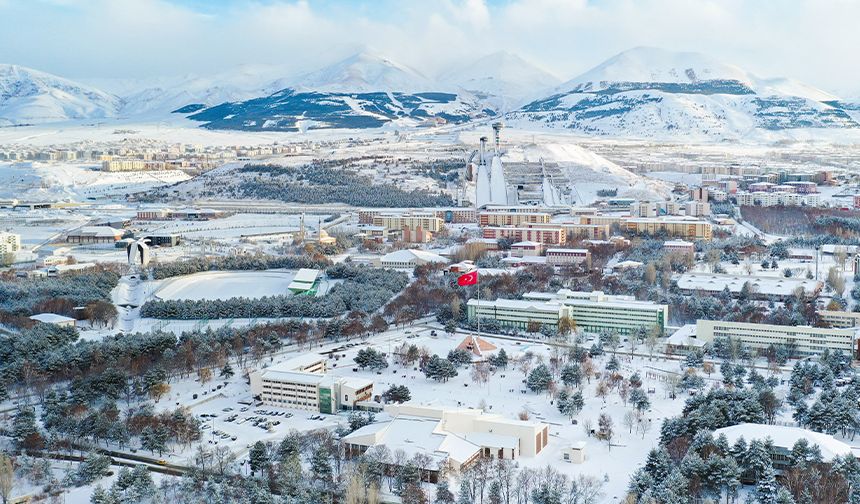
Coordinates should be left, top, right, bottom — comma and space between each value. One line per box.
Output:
457, 270, 478, 286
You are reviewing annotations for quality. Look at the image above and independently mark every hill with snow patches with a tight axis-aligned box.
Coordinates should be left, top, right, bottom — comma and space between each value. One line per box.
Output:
0, 64, 120, 126
508, 47, 860, 140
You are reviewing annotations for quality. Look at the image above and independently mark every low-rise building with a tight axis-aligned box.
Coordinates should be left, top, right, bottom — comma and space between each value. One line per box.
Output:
510, 241, 544, 257
66, 226, 124, 244
287, 268, 322, 295
663, 239, 695, 257
695, 319, 856, 357
546, 248, 591, 267
380, 249, 448, 269
342, 404, 549, 480
676, 272, 822, 300
714, 423, 851, 479
29, 313, 76, 328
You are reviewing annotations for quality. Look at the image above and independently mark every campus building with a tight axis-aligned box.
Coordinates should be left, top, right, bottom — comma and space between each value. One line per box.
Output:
372, 212, 444, 233
468, 290, 668, 335
250, 354, 374, 414
287, 268, 322, 295
676, 273, 823, 301
66, 226, 125, 244
623, 217, 713, 240
545, 248, 591, 267
342, 404, 549, 480
695, 319, 857, 357
380, 249, 448, 269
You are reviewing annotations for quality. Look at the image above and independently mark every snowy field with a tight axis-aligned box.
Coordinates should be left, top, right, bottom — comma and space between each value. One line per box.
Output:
0, 161, 190, 201
152, 270, 298, 301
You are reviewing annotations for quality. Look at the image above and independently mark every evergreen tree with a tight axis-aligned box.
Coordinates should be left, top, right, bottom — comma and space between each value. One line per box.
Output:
249, 441, 269, 476
434, 480, 456, 504
527, 364, 553, 393
561, 363, 582, 388
755, 465, 780, 504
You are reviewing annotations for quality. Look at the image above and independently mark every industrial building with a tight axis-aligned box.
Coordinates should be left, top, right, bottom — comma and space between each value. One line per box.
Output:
695, 319, 856, 357
66, 226, 125, 244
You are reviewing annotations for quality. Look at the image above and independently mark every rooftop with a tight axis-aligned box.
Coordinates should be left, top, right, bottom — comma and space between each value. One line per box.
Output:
29, 313, 75, 324
714, 423, 852, 462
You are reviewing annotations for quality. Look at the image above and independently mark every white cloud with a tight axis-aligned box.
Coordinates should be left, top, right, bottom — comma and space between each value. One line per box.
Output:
0, 0, 857, 96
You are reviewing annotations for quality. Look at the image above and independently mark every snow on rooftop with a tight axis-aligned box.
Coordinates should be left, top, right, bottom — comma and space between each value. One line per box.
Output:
714, 423, 852, 462
677, 272, 822, 296
381, 248, 448, 264
29, 313, 76, 324
292, 268, 321, 283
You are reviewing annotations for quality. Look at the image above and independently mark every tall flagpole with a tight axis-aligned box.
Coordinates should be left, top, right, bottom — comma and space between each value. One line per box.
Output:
476, 269, 480, 341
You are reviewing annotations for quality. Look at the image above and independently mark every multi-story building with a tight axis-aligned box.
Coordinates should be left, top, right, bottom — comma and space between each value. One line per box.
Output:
818, 310, 860, 329
695, 319, 856, 357
482, 225, 566, 245
560, 223, 610, 240
579, 215, 625, 227
545, 248, 591, 267
250, 355, 374, 413
0, 232, 21, 255
663, 239, 695, 257
479, 211, 551, 227
736, 191, 821, 207
684, 201, 711, 217
373, 212, 444, 233
624, 217, 712, 240
401, 226, 433, 243
469, 290, 668, 335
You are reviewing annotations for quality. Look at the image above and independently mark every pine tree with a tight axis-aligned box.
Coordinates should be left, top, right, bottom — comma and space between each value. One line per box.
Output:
249, 441, 269, 476
561, 363, 582, 388
434, 480, 455, 504
527, 364, 552, 393
755, 465, 780, 504
644, 448, 672, 484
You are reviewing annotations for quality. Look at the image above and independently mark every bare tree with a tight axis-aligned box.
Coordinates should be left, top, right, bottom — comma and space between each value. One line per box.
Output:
0, 454, 12, 504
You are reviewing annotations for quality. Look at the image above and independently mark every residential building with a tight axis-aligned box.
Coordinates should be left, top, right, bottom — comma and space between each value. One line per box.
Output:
684, 201, 711, 217
0, 231, 21, 254
624, 217, 712, 240
482, 225, 566, 245
736, 191, 821, 207
545, 248, 591, 267
400, 226, 433, 243
559, 223, 610, 240
373, 212, 444, 233
695, 319, 856, 357
479, 211, 550, 227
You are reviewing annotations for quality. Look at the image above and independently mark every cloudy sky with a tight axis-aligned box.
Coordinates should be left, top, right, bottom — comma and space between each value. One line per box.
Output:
1, 0, 858, 96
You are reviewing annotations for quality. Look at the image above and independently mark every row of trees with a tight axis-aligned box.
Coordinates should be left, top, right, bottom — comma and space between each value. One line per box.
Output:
140, 265, 408, 320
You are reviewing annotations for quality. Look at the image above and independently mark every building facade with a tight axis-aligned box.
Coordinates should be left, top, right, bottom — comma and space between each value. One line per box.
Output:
695, 319, 856, 357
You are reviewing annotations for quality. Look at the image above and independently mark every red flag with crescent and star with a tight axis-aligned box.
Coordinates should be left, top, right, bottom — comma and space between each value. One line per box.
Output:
457, 270, 478, 286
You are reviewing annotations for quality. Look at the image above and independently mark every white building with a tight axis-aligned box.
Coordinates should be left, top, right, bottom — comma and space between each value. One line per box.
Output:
250, 354, 374, 414
545, 248, 591, 267
676, 272, 822, 300
695, 319, 856, 357
0, 231, 21, 255
736, 191, 821, 207
380, 249, 448, 269
29, 313, 76, 328
342, 404, 549, 478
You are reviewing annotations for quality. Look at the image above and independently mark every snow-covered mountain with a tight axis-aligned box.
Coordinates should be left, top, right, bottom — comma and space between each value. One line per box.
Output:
183, 53, 496, 132
439, 51, 561, 106
0, 64, 120, 126
292, 51, 435, 93
509, 47, 858, 139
